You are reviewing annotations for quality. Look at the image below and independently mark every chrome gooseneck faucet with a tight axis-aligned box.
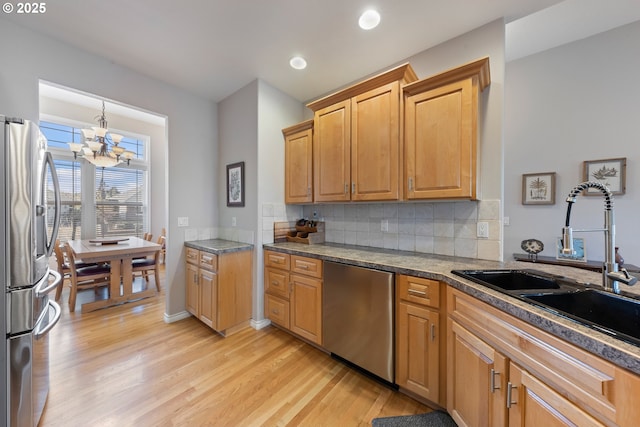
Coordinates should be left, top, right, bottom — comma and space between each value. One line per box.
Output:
561, 181, 637, 293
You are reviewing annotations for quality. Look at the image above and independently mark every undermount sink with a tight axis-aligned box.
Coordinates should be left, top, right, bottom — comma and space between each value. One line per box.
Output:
452, 268, 640, 347
451, 269, 562, 291
524, 290, 640, 346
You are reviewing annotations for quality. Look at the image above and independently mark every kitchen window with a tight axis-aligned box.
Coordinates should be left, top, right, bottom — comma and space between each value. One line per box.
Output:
41, 120, 150, 240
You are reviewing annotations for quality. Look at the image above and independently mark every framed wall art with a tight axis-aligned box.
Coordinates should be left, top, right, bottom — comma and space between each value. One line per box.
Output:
226, 161, 245, 207
582, 157, 626, 195
522, 172, 556, 205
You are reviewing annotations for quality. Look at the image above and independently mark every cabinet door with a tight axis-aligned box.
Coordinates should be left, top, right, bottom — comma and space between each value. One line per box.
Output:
507, 363, 606, 427
351, 82, 399, 201
185, 262, 199, 316
199, 269, 218, 330
351, 82, 400, 200
405, 78, 476, 199
397, 302, 440, 403
290, 274, 322, 345
285, 126, 313, 203
448, 320, 507, 427
313, 99, 351, 202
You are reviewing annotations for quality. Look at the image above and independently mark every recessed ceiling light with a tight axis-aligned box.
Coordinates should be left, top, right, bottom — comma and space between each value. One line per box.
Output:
289, 56, 307, 70
359, 9, 380, 30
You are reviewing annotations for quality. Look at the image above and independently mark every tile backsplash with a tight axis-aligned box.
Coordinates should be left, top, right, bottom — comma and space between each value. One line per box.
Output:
261, 200, 502, 261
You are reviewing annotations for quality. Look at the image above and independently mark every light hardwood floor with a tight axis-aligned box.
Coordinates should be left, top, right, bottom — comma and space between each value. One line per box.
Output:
41, 266, 432, 426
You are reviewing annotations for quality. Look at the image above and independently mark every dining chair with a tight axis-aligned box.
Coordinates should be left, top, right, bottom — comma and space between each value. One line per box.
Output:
53, 239, 100, 302
132, 248, 161, 291
64, 242, 112, 312
157, 233, 166, 264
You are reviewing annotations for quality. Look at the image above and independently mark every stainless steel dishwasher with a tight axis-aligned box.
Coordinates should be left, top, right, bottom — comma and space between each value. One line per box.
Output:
323, 261, 395, 383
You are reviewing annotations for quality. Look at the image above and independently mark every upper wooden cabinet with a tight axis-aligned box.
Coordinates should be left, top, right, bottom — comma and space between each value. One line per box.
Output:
283, 120, 314, 204
404, 57, 490, 200
307, 63, 418, 202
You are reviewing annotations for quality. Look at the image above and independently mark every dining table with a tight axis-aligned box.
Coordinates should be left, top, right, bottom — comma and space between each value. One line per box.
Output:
67, 236, 161, 312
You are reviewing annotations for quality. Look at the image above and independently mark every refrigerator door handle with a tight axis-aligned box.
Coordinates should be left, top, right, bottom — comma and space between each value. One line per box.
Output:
35, 269, 62, 298
42, 151, 61, 257
34, 299, 61, 340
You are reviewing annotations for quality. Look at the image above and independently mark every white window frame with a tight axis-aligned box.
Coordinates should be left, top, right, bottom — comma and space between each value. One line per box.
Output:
40, 114, 151, 240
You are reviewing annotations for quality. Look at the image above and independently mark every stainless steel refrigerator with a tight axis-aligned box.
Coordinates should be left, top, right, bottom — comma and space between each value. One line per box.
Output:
2, 115, 62, 426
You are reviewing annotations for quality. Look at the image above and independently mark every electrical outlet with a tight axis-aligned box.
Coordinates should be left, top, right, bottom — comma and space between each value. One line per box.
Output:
381, 219, 389, 232
504, 216, 510, 226
477, 221, 489, 238
232, 217, 237, 227
177, 217, 189, 227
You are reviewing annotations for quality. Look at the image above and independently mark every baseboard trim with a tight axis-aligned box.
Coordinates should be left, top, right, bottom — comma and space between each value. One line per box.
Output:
251, 318, 271, 330
164, 310, 192, 323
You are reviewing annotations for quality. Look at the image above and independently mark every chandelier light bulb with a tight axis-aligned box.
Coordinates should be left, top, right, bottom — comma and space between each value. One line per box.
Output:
359, 9, 380, 30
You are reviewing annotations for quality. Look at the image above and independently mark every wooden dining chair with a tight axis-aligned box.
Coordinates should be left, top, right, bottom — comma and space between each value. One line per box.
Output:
64, 242, 112, 312
132, 248, 161, 291
157, 233, 166, 264
54, 239, 100, 302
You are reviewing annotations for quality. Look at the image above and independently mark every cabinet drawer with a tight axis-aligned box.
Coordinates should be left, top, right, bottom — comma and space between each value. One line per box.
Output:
291, 255, 322, 278
186, 247, 199, 265
265, 250, 290, 270
265, 268, 290, 300
199, 252, 218, 271
398, 274, 440, 308
265, 294, 290, 328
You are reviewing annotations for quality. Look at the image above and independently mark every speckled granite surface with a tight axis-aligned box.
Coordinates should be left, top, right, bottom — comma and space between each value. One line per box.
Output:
185, 239, 253, 254
264, 242, 640, 375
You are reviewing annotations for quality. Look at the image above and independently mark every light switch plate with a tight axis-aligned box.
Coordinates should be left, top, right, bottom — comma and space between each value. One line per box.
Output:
178, 217, 189, 227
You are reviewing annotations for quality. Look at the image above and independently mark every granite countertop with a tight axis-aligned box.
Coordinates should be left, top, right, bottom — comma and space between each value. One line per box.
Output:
264, 242, 640, 375
186, 239, 253, 254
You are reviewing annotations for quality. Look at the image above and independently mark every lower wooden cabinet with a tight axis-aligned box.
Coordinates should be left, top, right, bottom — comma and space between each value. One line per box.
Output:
507, 362, 605, 427
448, 319, 507, 427
396, 275, 442, 405
185, 246, 252, 336
264, 250, 323, 345
447, 286, 640, 427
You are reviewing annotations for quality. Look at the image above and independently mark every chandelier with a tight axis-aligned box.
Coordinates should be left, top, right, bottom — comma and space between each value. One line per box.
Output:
68, 100, 134, 168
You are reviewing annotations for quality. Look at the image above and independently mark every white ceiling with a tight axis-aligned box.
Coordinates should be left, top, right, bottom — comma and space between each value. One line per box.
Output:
9, 0, 640, 108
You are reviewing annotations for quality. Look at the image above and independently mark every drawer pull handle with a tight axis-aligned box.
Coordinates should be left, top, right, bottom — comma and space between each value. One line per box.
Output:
506, 382, 517, 408
271, 281, 279, 286
298, 264, 309, 269
408, 289, 427, 296
272, 309, 279, 315
490, 369, 500, 392
202, 256, 213, 262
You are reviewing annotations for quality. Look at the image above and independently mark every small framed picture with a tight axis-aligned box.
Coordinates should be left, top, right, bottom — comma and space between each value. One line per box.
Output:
226, 161, 245, 207
522, 172, 556, 205
582, 157, 626, 195
556, 237, 587, 262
